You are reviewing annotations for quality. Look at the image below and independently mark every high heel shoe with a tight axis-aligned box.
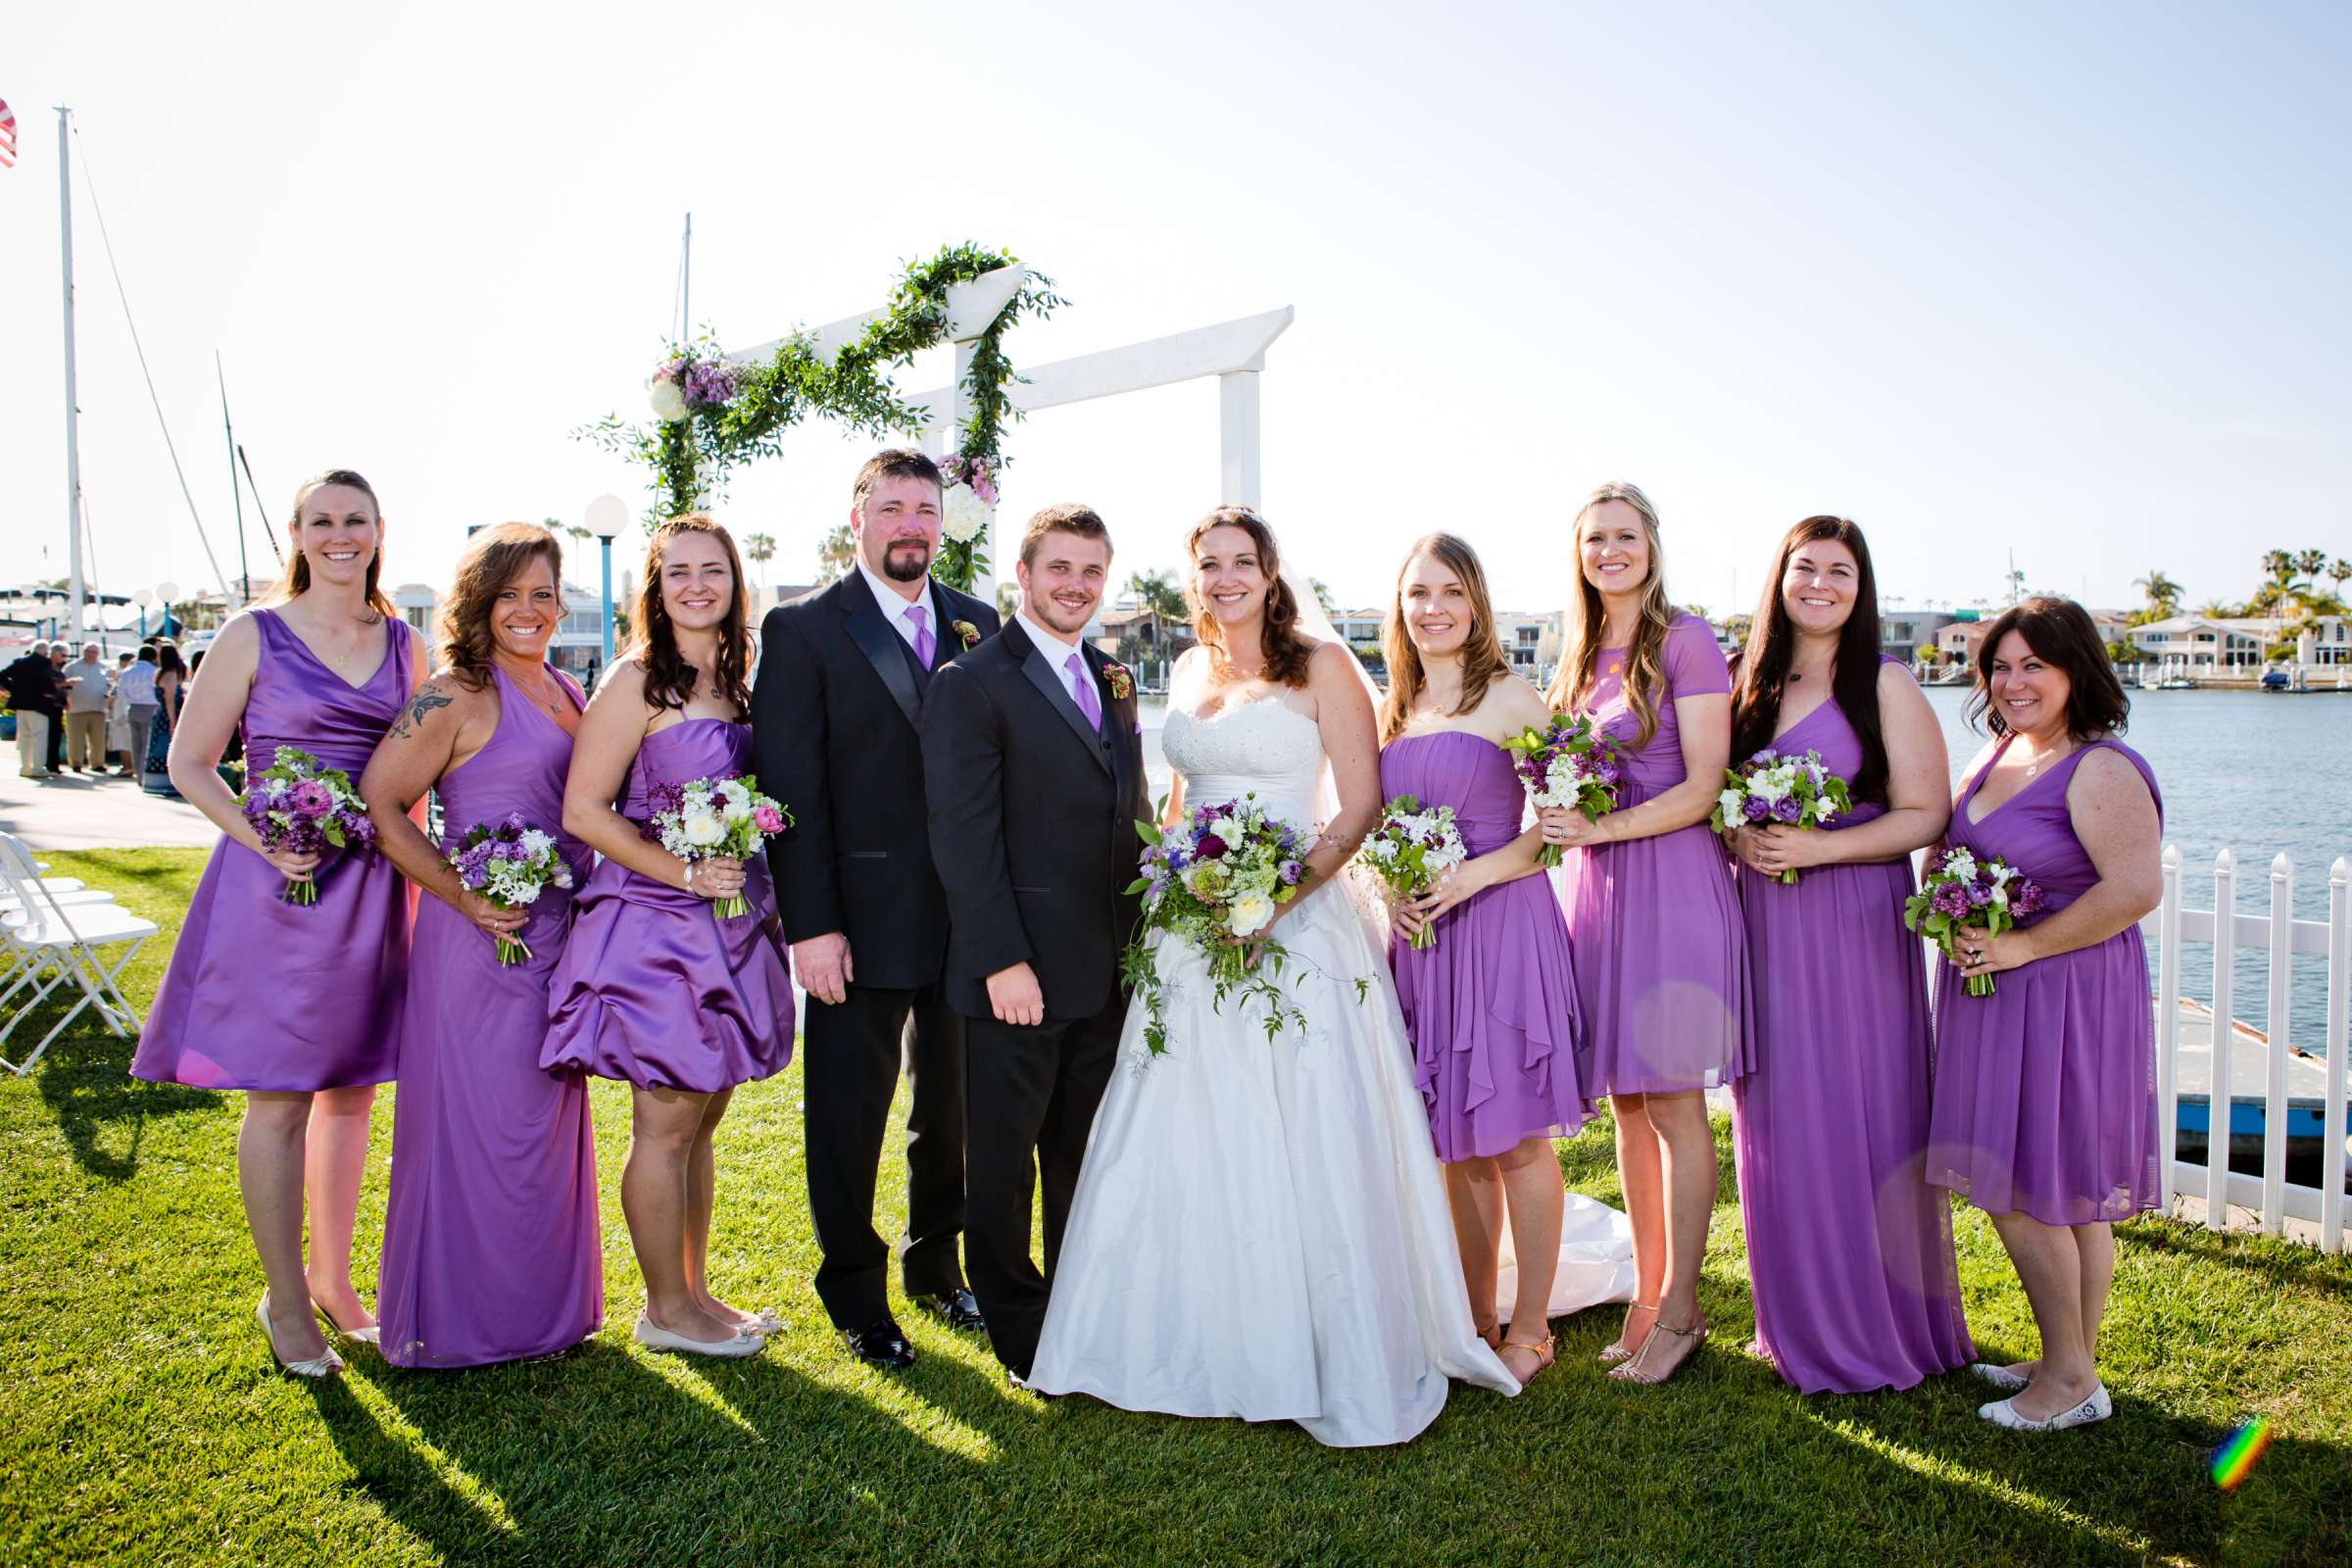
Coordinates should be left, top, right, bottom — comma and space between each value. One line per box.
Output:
1475, 1321, 1504, 1352
256, 1292, 343, 1379
1608, 1317, 1708, 1386
315, 1303, 381, 1348
1500, 1334, 1556, 1388
1598, 1300, 1657, 1366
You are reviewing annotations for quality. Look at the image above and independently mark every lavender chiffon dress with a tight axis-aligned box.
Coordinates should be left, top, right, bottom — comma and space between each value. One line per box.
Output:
1730, 685, 1974, 1394
1927, 737, 2163, 1226
1556, 614, 1751, 1096
378, 666, 604, 1367
541, 717, 794, 1093
130, 609, 413, 1091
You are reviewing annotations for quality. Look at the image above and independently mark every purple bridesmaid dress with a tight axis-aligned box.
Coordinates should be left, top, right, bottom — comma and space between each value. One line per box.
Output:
130, 609, 413, 1091
541, 718, 794, 1092
378, 666, 604, 1367
1556, 614, 1750, 1096
1927, 737, 2163, 1225
1730, 683, 1974, 1394
1382, 730, 1589, 1160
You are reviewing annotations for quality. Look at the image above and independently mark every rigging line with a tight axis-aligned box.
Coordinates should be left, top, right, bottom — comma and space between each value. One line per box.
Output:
237, 445, 284, 566
73, 124, 232, 603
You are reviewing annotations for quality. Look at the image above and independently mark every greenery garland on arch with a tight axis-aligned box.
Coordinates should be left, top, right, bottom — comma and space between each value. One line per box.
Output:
580, 242, 1065, 590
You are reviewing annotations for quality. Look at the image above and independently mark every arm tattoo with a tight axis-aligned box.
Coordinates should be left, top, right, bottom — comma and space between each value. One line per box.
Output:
389, 687, 453, 741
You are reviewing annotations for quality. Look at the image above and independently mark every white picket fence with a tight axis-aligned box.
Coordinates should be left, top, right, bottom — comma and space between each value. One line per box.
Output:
2147, 847, 2352, 1252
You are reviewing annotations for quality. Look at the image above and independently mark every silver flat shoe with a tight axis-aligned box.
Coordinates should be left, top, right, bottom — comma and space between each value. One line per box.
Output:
1969, 1361, 2030, 1394
257, 1292, 343, 1378
1979, 1384, 2111, 1431
633, 1312, 766, 1358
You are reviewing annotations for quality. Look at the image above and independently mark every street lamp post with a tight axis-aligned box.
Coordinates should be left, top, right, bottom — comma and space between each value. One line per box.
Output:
585, 496, 629, 678
155, 581, 179, 642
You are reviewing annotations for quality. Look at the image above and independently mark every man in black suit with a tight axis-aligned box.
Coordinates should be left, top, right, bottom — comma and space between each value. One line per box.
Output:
754, 449, 1001, 1368
922, 504, 1148, 1386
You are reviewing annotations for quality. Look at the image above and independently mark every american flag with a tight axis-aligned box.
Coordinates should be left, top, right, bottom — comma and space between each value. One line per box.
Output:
0, 101, 16, 169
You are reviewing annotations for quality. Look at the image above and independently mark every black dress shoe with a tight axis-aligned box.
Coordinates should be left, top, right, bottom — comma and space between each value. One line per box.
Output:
841, 1320, 915, 1369
915, 1289, 986, 1333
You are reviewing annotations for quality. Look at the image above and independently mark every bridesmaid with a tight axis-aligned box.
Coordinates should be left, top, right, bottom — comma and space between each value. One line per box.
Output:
361, 523, 603, 1367
130, 468, 426, 1376
543, 514, 794, 1358
1536, 480, 1746, 1387
1724, 516, 1974, 1394
1379, 534, 1592, 1386
1930, 597, 2162, 1431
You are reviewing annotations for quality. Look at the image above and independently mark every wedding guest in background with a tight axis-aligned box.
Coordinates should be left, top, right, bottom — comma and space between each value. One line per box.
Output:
3, 641, 59, 779
362, 523, 603, 1368
544, 514, 793, 1359
755, 449, 1000, 1370
44, 644, 71, 773
1538, 481, 1746, 1387
116, 646, 160, 778
61, 643, 112, 774
106, 651, 136, 770
143, 642, 188, 794
1379, 533, 1596, 1386
1930, 597, 2163, 1431
1724, 516, 1974, 1395
128, 468, 426, 1377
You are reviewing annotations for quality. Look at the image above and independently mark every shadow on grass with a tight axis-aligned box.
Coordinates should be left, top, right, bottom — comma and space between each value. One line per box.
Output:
2121, 1214, 2352, 1300
28, 1010, 216, 1182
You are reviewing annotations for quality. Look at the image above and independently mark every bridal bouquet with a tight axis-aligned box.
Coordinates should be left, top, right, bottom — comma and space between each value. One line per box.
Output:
446, 812, 572, 965
238, 746, 375, 906
1904, 847, 2046, 997
1360, 795, 1468, 951
1709, 747, 1853, 883
1122, 794, 1309, 1055
644, 773, 792, 920
1500, 713, 1624, 866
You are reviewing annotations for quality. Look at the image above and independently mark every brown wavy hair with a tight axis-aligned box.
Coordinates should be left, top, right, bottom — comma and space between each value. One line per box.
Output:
265, 468, 398, 620
1185, 507, 1316, 689
1380, 533, 1510, 742
1731, 516, 1891, 803
1967, 596, 2130, 740
628, 514, 753, 714
1544, 481, 1675, 748
437, 523, 564, 691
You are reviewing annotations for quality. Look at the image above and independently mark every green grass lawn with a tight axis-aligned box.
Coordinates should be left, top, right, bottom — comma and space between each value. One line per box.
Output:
5, 848, 2350, 1566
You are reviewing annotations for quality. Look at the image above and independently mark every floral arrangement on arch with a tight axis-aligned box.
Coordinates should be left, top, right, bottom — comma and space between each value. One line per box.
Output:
579, 243, 1064, 594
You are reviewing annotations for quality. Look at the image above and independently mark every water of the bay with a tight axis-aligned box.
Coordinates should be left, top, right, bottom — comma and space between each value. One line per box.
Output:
1140, 688, 2352, 1048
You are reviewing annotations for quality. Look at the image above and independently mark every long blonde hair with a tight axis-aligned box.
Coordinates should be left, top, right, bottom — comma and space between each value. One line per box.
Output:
1544, 481, 1674, 748
1379, 533, 1509, 742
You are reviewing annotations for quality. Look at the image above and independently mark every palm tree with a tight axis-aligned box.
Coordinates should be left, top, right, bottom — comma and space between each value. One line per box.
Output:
2132, 568, 2181, 618
815, 524, 856, 585
743, 532, 776, 600
1125, 567, 1189, 679
2293, 549, 2328, 586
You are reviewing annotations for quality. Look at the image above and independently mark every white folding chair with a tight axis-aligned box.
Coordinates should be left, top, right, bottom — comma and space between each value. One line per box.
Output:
0, 836, 155, 1075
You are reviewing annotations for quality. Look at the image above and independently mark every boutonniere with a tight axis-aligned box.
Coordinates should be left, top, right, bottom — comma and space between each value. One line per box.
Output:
1102, 662, 1133, 702
952, 619, 981, 651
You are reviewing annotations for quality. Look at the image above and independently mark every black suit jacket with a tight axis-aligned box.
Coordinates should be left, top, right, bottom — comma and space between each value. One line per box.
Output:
754, 570, 1002, 992
922, 620, 1151, 1023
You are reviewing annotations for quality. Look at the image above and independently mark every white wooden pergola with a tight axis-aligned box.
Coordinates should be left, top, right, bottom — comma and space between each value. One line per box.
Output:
728, 265, 1291, 591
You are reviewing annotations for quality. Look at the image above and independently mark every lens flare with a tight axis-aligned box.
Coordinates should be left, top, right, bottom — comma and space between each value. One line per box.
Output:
2210, 1418, 2273, 1491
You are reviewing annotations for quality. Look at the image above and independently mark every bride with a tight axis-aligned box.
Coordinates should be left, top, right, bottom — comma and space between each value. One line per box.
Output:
1026, 507, 1520, 1445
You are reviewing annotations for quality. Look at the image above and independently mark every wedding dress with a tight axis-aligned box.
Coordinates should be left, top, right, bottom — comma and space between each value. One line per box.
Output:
1026, 693, 1522, 1446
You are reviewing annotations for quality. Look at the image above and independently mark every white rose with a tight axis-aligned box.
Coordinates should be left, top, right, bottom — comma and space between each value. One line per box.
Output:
1228, 890, 1276, 937
1718, 788, 1744, 820
649, 376, 689, 422
682, 811, 726, 849
941, 483, 992, 545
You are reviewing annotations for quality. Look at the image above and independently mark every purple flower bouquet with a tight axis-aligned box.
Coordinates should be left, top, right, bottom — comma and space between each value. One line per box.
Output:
238, 746, 375, 906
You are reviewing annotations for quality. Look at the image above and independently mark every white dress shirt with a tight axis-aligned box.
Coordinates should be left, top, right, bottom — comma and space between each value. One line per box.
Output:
857, 558, 941, 658
1015, 608, 1096, 710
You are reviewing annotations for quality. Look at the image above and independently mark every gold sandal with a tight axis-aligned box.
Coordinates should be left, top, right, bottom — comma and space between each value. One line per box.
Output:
1598, 1300, 1657, 1366
1608, 1318, 1709, 1386
1500, 1334, 1556, 1387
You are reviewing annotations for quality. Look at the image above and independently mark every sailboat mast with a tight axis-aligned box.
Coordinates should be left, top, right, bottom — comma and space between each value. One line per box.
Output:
218, 352, 250, 603
58, 106, 85, 638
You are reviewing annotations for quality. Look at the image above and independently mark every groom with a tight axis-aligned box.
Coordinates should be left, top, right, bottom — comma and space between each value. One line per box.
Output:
922, 504, 1148, 1385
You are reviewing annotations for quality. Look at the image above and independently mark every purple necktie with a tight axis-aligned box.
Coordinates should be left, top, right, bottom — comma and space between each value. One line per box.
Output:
1065, 651, 1102, 730
906, 604, 934, 668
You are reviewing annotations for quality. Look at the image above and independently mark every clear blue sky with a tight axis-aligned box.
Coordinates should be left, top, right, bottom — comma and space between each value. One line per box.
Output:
4, 0, 2346, 619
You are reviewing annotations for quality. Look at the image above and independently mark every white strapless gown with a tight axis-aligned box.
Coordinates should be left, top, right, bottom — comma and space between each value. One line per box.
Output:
1027, 700, 1521, 1445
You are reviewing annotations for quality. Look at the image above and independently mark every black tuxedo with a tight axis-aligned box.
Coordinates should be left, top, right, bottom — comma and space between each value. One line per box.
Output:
921, 618, 1149, 1374
754, 568, 1001, 1331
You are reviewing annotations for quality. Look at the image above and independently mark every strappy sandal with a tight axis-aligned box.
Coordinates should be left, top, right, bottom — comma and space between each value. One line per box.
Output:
1598, 1300, 1657, 1366
1500, 1334, 1556, 1388
1609, 1317, 1709, 1386
1475, 1320, 1505, 1352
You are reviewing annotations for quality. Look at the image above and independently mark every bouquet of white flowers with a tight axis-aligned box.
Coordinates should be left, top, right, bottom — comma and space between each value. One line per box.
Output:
1121, 793, 1310, 1055
1359, 794, 1469, 951
1708, 747, 1853, 883
445, 812, 572, 965
645, 773, 792, 920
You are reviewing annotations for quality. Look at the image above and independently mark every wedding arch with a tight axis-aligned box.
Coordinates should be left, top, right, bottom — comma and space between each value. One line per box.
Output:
585, 242, 1293, 593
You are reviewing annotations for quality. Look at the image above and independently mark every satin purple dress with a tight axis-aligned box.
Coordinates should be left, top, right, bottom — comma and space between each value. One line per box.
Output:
1730, 682, 1974, 1394
1382, 730, 1589, 1161
1928, 737, 2163, 1226
130, 609, 413, 1091
1557, 614, 1751, 1096
541, 717, 794, 1093
378, 666, 604, 1367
